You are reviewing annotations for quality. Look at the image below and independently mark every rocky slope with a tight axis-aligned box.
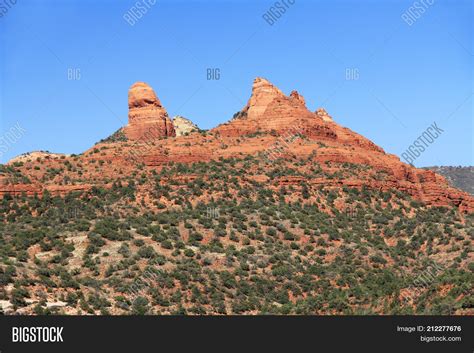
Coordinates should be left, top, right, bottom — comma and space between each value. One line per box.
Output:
1, 78, 473, 316
1, 156, 473, 315
172, 116, 199, 136
1, 77, 473, 213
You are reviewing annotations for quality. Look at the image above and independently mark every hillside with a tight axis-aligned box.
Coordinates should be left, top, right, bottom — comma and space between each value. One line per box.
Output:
0, 78, 472, 315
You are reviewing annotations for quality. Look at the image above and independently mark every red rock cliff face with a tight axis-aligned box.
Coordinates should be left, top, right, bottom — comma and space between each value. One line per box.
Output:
123, 82, 175, 140
212, 78, 383, 153
213, 78, 315, 137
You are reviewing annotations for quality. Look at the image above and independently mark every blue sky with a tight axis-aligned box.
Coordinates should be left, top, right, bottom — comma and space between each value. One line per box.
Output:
0, 0, 472, 166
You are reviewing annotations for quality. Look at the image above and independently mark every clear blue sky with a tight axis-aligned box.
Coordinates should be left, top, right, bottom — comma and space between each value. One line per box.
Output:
0, 0, 472, 166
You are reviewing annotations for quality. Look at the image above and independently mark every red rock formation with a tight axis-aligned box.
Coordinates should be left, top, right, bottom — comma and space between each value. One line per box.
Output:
212, 78, 383, 153
315, 108, 333, 122
123, 82, 175, 140
2, 77, 473, 213
213, 78, 317, 137
290, 90, 306, 106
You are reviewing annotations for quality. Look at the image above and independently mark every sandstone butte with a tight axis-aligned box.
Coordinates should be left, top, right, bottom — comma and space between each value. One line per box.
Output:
1, 78, 473, 214
123, 81, 175, 140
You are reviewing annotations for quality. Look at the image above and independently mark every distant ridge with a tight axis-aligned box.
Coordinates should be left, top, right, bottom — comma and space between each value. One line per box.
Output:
424, 166, 474, 195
